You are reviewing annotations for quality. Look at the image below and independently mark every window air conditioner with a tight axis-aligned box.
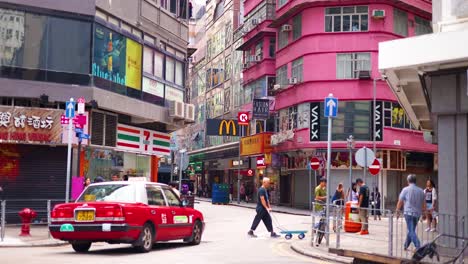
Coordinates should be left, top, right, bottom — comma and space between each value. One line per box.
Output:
184, 103, 195, 123
281, 24, 292, 32
255, 55, 262, 62
169, 100, 185, 120
372, 10, 385, 19
357, 70, 371, 80
252, 19, 259, 25
273, 84, 282, 91
288, 77, 298, 84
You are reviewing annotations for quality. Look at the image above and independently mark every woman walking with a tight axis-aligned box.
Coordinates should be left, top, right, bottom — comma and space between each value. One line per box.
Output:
424, 180, 437, 232
371, 187, 382, 220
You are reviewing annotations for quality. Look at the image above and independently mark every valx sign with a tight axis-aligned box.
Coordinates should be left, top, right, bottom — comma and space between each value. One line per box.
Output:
309, 102, 320, 142
373, 101, 383, 141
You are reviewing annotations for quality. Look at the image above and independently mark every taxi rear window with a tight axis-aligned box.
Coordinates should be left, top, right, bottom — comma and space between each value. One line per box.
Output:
77, 184, 135, 203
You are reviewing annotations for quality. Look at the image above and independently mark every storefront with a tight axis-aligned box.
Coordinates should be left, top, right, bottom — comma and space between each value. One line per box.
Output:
80, 123, 171, 182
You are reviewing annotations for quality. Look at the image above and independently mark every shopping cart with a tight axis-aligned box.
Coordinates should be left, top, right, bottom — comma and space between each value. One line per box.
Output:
270, 212, 307, 240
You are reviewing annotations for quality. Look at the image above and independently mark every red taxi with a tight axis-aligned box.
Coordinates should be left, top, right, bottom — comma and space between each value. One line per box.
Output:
49, 182, 205, 253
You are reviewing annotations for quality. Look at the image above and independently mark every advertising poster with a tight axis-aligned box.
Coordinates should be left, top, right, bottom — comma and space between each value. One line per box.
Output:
92, 24, 142, 90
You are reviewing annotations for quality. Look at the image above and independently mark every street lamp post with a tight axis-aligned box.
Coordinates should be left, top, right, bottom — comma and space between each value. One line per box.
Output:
347, 135, 355, 200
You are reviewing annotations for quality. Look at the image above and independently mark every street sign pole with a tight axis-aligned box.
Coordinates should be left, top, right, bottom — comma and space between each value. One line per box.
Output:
324, 93, 337, 247
76, 137, 82, 178
364, 147, 368, 183
237, 127, 242, 204
65, 98, 75, 203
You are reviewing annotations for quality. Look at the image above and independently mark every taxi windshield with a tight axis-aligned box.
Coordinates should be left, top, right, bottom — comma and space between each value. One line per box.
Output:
77, 184, 136, 203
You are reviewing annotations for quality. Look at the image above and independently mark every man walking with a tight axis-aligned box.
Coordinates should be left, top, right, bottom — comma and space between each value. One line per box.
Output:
248, 177, 279, 238
314, 178, 327, 212
356, 178, 370, 235
396, 174, 426, 250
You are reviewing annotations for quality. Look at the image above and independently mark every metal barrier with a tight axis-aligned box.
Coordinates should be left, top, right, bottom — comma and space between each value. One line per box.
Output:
0, 199, 66, 242
310, 200, 467, 263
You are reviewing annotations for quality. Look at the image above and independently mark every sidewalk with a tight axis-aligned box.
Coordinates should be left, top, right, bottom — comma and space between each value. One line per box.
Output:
195, 197, 310, 216
0, 225, 66, 247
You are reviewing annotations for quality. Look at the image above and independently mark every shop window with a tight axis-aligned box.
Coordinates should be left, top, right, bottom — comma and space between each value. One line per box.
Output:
415, 16, 432, 36
336, 52, 370, 79
291, 57, 303, 82
325, 6, 368, 32
390, 102, 413, 129
382, 150, 406, 171
292, 14, 302, 40
393, 8, 408, 36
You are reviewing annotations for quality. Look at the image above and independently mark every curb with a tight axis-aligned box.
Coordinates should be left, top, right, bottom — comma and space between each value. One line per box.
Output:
290, 243, 353, 264
0, 240, 68, 248
196, 199, 309, 216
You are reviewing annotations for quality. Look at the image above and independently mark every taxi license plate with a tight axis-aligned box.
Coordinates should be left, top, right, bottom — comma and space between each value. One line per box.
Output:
75, 210, 95, 222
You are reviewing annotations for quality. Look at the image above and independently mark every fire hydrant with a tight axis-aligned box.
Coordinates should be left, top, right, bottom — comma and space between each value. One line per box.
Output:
18, 208, 37, 236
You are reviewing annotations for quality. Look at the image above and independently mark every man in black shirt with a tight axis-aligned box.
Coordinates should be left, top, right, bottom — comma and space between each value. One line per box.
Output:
356, 178, 370, 235
248, 177, 280, 238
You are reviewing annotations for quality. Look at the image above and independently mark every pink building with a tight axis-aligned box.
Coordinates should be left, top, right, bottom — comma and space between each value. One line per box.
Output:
238, 0, 437, 208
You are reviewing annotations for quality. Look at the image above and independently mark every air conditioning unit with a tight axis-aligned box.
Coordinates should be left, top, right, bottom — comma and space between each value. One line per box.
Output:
184, 103, 195, 123
169, 100, 185, 120
249, 55, 256, 62
281, 24, 292, 32
252, 19, 259, 25
242, 63, 250, 69
255, 55, 262, 62
273, 84, 282, 91
372, 10, 386, 19
288, 77, 298, 84
242, 27, 250, 33
358, 70, 371, 80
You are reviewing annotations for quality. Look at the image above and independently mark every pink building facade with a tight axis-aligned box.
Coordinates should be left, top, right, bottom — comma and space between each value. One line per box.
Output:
239, 0, 437, 208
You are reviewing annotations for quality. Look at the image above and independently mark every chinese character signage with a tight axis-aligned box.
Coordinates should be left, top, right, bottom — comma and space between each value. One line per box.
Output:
0, 106, 62, 143
240, 133, 272, 156
116, 124, 171, 157
252, 99, 269, 119
92, 24, 142, 90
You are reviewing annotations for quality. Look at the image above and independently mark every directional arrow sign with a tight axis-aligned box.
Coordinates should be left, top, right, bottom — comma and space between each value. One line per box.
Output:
65, 100, 76, 118
324, 95, 338, 117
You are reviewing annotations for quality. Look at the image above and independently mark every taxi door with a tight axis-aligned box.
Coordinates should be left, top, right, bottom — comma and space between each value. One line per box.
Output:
145, 185, 172, 241
162, 188, 193, 239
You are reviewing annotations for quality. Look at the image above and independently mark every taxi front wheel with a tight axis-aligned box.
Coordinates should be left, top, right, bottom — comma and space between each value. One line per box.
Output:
185, 220, 203, 246
71, 241, 92, 253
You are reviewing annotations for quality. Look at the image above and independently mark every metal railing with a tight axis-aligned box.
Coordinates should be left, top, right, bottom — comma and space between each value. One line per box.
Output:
0, 199, 65, 242
310, 201, 467, 263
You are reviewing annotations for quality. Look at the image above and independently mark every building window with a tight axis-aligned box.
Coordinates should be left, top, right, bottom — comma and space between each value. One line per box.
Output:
214, 0, 225, 21
161, 0, 168, 9
292, 14, 302, 40
278, 27, 289, 49
415, 16, 432, 36
393, 8, 408, 36
154, 52, 164, 78
143, 47, 153, 74
291, 57, 303, 82
170, 0, 177, 14
278, 0, 288, 8
255, 41, 263, 59
276, 64, 288, 86
166, 57, 175, 82
325, 6, 368, 32
269, 38, 276, 58
320, 101, 371, 141
288, 106, 298, 130
175, 61, 183, 86
336, 53, 370, 79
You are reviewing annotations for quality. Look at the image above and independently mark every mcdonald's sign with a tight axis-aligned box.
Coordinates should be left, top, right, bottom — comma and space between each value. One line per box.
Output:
206, 119, 239, 136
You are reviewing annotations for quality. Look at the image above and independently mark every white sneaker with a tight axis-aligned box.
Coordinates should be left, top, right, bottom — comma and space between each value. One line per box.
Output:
430, 228, 437, 232
425, 227, 431, 232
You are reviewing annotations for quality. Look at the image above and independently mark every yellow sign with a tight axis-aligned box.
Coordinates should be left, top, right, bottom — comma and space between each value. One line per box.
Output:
219, 120, 237, 136
240, 133, 272, 156
125, 38, 142, 90
264, 153, 272, 165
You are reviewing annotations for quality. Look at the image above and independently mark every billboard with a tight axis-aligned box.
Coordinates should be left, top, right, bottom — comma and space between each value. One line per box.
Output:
206, 119, 239, 136
92, 24, 142, 90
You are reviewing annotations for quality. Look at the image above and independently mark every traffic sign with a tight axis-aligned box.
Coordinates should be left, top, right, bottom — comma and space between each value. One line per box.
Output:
324, 94, 338, 118
77, 97, 86, 114
368, 159, 381, 175
355, 147, 376, 167
238, 112, 249, 126
247, 169, 254, 177
310, 157, 320, 171
60, 115, 69, 125
75, 128, 83, 134
65, 100, 76, 118
79, 133, 91, 140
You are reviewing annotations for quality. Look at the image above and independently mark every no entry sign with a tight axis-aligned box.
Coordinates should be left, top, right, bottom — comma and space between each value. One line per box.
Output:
310, 157, 320, 171
368, 159, 381, 175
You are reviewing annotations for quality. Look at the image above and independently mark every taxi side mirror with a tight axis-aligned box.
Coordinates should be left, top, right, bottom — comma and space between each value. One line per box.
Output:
182, 200, 189, 207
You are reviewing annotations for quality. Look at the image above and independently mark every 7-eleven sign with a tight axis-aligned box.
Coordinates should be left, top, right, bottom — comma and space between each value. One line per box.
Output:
116, 124, 170, 156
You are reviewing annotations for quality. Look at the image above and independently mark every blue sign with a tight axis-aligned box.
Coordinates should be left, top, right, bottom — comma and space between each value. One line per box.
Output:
65, 101, 76, 118
80, 133, 90, 139
324, 96, 338, 117
75, 128, 83, 134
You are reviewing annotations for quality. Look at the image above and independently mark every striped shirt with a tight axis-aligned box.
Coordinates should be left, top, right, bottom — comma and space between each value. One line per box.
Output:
399, 183, 425, 217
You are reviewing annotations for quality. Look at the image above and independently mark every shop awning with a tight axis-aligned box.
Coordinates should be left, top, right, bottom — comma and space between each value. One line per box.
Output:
379, 29, 468, 131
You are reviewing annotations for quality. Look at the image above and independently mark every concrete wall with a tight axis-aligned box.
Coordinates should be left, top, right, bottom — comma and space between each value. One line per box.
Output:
430, 70, 468, 237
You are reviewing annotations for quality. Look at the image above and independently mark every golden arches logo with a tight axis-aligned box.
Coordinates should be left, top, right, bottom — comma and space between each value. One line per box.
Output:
246, 120, 264, 135
219, 120, 237, 136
